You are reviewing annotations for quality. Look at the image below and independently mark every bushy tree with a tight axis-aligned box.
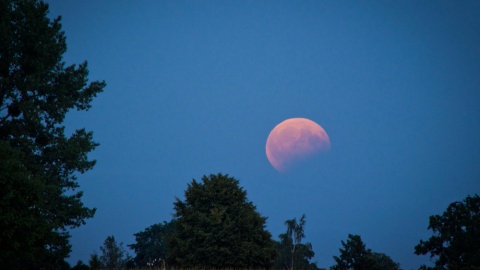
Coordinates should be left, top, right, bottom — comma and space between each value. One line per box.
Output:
275, 214, 319, 270
415, 194, 480, 269
99, 235, 127, 270
331, 234, 400, 270
128, 220, 175, 267
331, 234, 374, 270
167, 173, 276, 268
0, 0, 104, 267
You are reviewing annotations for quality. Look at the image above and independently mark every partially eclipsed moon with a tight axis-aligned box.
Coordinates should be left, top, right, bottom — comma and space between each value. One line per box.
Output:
266, 118, 330, 173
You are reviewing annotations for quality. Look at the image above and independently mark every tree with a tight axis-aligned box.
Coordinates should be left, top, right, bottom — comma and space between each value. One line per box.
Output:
370, 252, 401, 270
167, 173, 276, 268
99, 235, 127, 270
72, 260, 89, 270
0, 0, 104, 267
128, 220, 175, 267
286, 214, 306, 270
331, 234, 374, 270
414, 194, 480, 269
331, 234, 400, 270
88, 252, 102, 270
275, 214, 320, 270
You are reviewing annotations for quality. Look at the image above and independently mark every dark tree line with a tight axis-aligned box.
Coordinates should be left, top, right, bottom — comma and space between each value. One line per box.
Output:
85, 178, 478, 270
108, 174, 321, 270
122, 179, 479, 270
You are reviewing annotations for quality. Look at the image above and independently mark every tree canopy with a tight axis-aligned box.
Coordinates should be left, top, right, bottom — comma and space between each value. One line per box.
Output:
415, 194, 480, 269
167, 173, 276, 268
99, 236, 128, 270
88, 252, 102, 270
0, 0, 104, 267
331, 234, 400, 270
128, 220, 175, 267
275, 214, 320, 270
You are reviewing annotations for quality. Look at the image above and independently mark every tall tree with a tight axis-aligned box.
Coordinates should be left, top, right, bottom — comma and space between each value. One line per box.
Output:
331, 234, 400, 270
414, 194, 480, 269
275, 214, 319, 270
128, 220, 175, 267
100, 235, 127, 270
167, 173, 276, 268
0, 0, 104, 268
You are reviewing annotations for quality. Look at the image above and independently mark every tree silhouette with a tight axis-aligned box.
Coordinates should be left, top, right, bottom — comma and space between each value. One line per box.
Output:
286, 214, 306, 270
88, 252, 102, 270
415, 194, 480, 269
275, 214, 319, 270
370, 252, 402, 270
128, 220, 175, 267
167, 173, 276, 268
331, 234, 400, 270
72, 260, 89, 270
100, 235, 127, 270
0, 0, 104, 267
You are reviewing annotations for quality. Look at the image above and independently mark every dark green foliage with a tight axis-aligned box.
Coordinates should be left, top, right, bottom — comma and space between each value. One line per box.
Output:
88, 252, 102, 270
167, 173, 276, 268
72, 260, 89, 270
128, 220, 175, 267
124, 257, 136, 269
331, 234, 400, 270
99, 235, 127, 270
275, 238, 318, 270
275, 214, 320, 270
370, 252, 402, 270
414, 194, 480, 269
331, 234, 374, 270
0, 0, 104, 267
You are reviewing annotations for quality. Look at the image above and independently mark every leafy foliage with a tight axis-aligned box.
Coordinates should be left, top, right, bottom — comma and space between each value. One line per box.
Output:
331, 234, 375, 270
0, 0, 104, 267
331, 234, 400, 270
99, 235, 128, 270
72, 260, 89, 270
128, 220, 175, 267
167, 173, 276, 268
88, 252, 102, 270
275, 214, 320, 270
370, 252, 402, 270
414, 194, 480, 269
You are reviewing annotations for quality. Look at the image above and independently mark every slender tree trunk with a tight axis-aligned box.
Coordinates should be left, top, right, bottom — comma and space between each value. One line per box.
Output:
291, 243, 296, 270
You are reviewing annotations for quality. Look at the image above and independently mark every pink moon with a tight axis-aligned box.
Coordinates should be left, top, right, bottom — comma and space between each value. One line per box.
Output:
266, 118, 330, 173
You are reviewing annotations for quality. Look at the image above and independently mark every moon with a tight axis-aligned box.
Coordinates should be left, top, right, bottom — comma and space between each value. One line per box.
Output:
266, 118, 330, 173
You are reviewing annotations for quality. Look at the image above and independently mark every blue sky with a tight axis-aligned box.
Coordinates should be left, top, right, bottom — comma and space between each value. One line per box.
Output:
46, 1, 480, 269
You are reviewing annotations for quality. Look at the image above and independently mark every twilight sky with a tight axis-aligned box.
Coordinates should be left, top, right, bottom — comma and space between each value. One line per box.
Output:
45, 1, 480, 269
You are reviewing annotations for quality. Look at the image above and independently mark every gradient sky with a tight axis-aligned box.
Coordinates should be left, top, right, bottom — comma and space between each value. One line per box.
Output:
45, 1, 480, 269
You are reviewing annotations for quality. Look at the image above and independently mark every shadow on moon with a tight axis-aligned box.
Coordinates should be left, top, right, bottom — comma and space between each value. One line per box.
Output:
266, 118, 330, 173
